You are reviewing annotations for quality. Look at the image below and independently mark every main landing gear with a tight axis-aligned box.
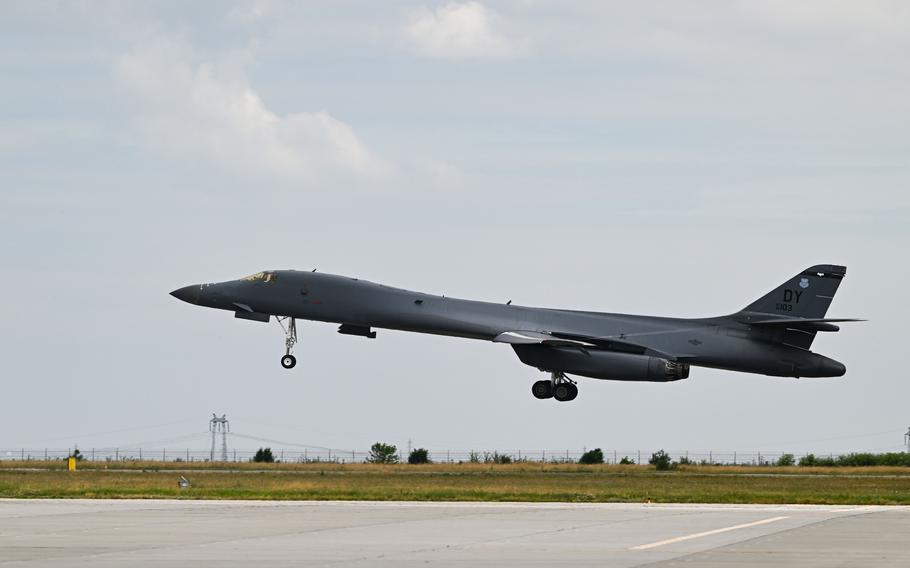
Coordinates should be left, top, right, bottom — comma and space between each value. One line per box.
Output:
278, 316, 298, 369
532, 371, 578, 402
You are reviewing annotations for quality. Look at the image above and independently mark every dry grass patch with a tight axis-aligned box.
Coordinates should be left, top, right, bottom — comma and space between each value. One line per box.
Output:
1, 464, 909, 504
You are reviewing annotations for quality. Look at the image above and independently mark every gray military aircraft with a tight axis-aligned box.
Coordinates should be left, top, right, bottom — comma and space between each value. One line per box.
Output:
171, 264, 859, 401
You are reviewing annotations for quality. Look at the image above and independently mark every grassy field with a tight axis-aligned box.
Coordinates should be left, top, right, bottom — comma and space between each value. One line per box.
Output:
1, 462, 909, 504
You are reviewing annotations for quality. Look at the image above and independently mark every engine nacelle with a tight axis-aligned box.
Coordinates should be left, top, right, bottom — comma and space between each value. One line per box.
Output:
513, 345, 689, 382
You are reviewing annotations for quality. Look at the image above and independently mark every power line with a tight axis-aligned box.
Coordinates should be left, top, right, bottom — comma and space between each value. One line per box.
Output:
13, 418, 202, 446
744, 428, 907, 450
89, 432, 210, 452
230, 432, 340, 452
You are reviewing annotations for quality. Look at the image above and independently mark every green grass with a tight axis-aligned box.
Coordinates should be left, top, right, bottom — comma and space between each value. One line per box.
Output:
2, 463, 909, 504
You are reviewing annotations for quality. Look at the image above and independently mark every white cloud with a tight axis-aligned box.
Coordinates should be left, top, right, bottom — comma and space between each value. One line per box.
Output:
405, 2, 522, 59
226, 0, 280, 25
743, 0, 907, 36
0, 119, 100, 153
114, 39, 385, 181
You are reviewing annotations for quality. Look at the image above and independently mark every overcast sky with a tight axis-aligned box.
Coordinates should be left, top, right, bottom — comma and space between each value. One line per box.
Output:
2, 1, 909, 457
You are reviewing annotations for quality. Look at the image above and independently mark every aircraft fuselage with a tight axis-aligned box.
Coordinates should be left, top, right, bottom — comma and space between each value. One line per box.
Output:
171, 269, 848, 388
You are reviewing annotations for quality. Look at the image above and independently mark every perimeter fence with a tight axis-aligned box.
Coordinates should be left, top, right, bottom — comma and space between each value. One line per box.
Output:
0, 448, 858, 466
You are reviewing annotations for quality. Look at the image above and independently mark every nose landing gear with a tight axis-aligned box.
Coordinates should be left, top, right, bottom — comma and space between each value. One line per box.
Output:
531, 371, 577, 402
277, 317, 298, 369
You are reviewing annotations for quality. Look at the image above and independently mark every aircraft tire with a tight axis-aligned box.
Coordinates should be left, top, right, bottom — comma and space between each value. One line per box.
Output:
553, 383, 577, 402
531, 380, 553, 399
281, 354, 297, 369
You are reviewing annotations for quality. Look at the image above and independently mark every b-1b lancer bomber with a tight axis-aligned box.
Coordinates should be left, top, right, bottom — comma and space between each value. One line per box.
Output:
171, 264, 860, 401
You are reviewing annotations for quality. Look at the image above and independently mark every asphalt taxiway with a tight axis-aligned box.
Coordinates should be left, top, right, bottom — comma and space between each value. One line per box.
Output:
1, 500, 908, 567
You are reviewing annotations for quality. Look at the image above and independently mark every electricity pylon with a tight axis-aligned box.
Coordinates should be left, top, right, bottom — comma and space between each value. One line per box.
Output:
209, 414, 230, 462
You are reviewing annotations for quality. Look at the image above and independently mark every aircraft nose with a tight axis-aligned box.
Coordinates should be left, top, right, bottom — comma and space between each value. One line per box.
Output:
170, 285, 200, 305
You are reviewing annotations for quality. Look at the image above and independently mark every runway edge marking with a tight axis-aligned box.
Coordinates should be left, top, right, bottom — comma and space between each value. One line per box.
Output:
629, 516, 790, 550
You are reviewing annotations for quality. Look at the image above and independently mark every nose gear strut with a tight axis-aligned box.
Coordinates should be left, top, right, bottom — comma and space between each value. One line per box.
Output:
277, 316, 298, 369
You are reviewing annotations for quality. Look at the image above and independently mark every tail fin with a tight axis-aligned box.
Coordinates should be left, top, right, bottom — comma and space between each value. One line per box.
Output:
741, 264, 846, 319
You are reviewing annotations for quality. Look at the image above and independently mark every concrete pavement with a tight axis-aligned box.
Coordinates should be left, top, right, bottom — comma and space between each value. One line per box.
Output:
1, 500, 907, 567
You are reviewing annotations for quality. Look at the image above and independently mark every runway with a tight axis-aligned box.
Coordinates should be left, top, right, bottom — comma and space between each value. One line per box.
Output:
2, 499, 908, 567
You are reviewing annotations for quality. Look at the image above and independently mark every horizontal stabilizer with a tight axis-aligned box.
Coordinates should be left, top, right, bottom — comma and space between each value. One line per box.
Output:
748, 317, 865, 324
744, 316, 865, 332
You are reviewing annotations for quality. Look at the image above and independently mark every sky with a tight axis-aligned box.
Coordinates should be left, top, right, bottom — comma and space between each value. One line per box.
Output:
2, 1, 909, 457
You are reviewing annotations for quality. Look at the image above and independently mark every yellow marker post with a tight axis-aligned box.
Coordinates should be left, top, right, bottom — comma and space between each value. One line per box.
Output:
67, 457, 76, 472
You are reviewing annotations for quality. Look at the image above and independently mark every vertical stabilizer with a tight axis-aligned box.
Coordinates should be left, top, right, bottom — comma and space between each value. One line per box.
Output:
741, 264, 846, 319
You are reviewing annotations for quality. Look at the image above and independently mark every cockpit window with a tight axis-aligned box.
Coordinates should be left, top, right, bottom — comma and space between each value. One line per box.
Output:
243, 271, 278, 283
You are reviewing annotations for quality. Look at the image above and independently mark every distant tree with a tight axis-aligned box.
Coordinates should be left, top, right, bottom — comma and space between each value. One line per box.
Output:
842, 452, 910, 467
792, 452, 910, 467
70, 448, 84, 461
488, 451, 512, 464
619, 456, 635, 465
368, 442, 399, 464
677, 456, 692, 465
799, 454, 817, 467
253, 447, 275, 463
777, 453, 796, 467
408, 448, 430, 464
649, 450, 672, 471
813, 455, 836, 466
579, 448, 604, 464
